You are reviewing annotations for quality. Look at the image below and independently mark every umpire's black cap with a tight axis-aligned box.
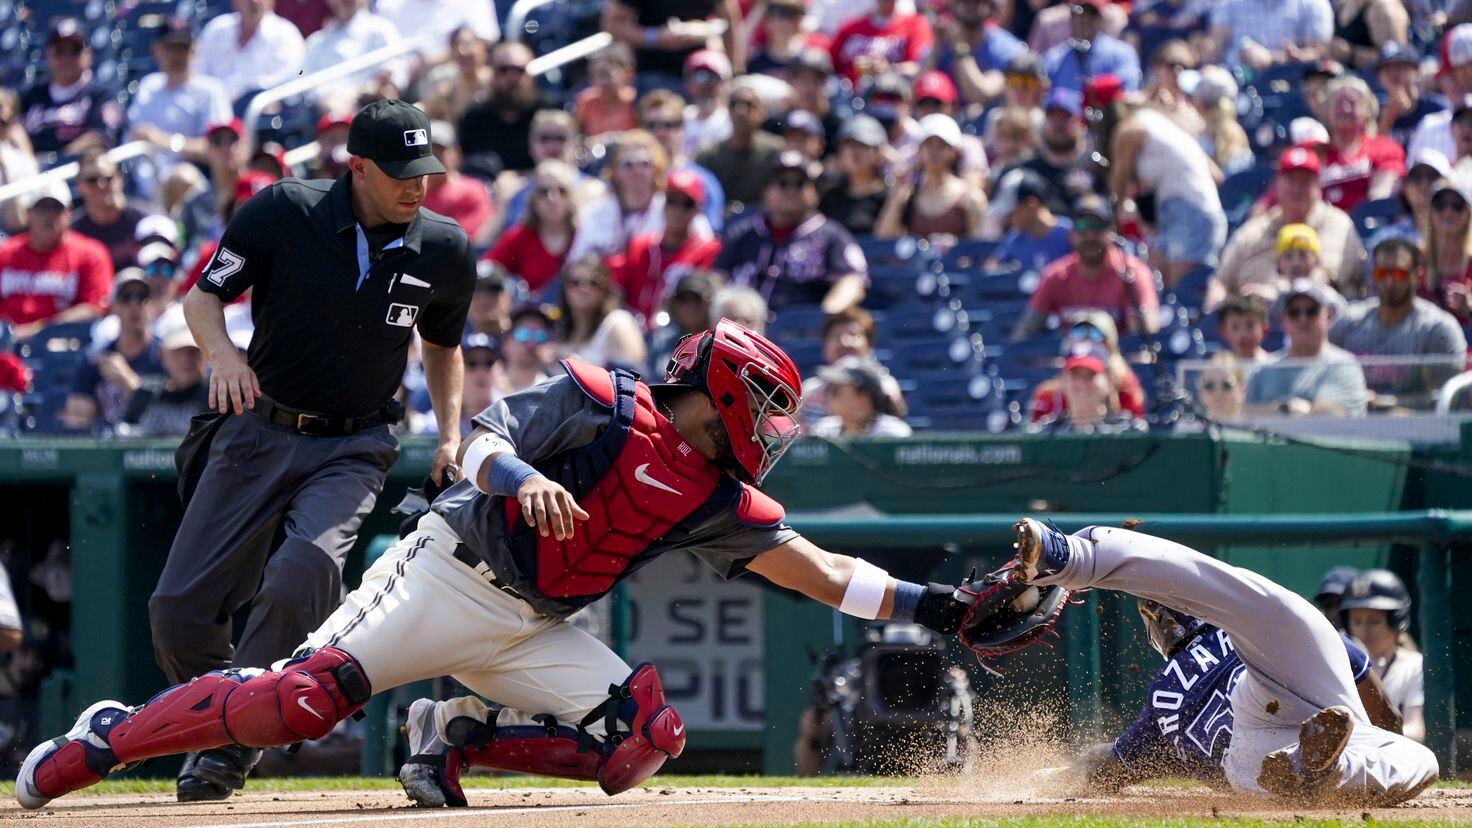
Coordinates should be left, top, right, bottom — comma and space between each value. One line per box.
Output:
347, 100, 447, 179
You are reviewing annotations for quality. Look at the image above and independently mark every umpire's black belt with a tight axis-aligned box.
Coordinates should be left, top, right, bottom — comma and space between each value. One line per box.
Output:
453, 544, 530, 604
254, 395, 399, 436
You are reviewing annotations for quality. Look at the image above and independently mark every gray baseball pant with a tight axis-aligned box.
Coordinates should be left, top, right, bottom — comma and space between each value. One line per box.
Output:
149, 411, 399, 682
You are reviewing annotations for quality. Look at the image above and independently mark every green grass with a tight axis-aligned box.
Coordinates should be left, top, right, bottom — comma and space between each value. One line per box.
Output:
730, 813, 1442, 819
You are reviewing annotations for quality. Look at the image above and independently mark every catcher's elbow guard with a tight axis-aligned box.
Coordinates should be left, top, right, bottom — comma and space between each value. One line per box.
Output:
839, 558, 889, 619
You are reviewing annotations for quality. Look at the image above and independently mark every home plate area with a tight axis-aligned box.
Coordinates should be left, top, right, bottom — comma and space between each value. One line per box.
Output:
5, 782, 1472, 827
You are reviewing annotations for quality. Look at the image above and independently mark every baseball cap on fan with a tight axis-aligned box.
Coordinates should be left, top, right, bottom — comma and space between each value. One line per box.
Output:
1062, 340, 1110, 374
1278, 146, 1321, 175
23, 181, 71, 210
665, 169, 707, 206
346, 100, 446, 179
1444, 23, 1472, 74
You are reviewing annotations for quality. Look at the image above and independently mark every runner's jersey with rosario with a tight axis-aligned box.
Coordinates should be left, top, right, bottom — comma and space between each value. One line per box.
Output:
1112, 625, 1370, 782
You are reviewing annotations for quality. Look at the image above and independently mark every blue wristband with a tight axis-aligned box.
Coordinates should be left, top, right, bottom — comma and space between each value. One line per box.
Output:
488, 453, 540, 496
889, 580, 925, 622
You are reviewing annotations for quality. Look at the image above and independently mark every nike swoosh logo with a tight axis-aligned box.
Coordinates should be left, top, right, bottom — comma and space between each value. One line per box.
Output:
296, 695, 325, 720
634, 463, 682, 496
400, 273, 432, 288
672, 723, 684, 736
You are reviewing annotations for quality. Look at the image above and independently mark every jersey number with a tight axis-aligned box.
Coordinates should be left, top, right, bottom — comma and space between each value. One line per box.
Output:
1185, 689, 1234, 761
206, 246, 245, 286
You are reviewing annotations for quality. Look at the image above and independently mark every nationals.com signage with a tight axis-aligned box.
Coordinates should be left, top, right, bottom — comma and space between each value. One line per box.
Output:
624, 553, 765, 731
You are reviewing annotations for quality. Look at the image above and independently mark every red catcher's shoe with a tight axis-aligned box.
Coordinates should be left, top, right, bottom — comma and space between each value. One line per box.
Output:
16, 700, 132, 809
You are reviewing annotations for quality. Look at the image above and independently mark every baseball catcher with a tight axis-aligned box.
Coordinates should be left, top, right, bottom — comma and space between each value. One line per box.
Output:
1010, 518, 1438, 806
16, 320, 1060, 810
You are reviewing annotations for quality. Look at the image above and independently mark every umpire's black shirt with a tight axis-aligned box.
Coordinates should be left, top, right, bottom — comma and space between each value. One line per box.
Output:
197, 174, 475, 417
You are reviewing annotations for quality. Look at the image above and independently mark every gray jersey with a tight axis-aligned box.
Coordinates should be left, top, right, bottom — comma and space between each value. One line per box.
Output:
1330, 298, 1467, 396
1244, 343, 1370, 416
433, 367, 799, 618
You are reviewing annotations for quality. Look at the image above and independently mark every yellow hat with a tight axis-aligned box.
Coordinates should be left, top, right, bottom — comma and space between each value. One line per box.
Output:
1276, 223, 1321, 257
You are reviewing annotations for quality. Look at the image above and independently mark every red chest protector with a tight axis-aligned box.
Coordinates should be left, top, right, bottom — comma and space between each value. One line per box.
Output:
504, 360, 777, 600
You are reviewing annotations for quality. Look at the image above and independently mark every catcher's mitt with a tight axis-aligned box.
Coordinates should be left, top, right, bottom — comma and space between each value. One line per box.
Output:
955, 562, 1071, 667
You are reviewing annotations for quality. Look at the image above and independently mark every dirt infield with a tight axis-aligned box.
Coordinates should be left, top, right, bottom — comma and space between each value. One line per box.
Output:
5, 783, 1472, 827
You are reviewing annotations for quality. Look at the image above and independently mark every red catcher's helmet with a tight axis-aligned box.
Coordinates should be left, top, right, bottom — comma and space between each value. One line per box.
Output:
665, 319, 803, 485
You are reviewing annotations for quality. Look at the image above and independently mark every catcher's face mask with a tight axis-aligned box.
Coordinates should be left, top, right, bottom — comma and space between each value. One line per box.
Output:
1137, 599, 1203, 660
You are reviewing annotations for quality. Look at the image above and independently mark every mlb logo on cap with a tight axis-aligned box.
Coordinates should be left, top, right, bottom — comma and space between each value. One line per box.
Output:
346, 100, 447, 179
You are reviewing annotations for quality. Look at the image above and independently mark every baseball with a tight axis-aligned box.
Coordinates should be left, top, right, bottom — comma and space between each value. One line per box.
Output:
1011, 585, 1042, 614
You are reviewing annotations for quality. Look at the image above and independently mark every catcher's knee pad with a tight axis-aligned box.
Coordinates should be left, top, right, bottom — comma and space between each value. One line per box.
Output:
596, 661, 685, 794
454, 662, 685, 797
106, 647, 372, 764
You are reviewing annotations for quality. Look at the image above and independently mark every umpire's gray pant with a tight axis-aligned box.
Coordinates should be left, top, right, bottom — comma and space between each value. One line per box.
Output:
149, 410, 400, 683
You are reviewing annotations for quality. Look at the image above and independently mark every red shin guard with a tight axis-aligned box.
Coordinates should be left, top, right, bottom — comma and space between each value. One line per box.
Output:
454, 663, 686, 796
460, 732, 603, 781
107, 648, 371, 764
597, 663, 685, 795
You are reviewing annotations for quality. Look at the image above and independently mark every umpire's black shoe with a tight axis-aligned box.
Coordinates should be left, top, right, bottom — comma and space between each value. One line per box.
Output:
177, 751, 232, 802
177, 746, 264, 801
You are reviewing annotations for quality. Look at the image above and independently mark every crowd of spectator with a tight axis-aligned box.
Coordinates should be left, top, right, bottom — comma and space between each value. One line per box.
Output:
0, 0, 1465, 772
0, 0, 1470, 444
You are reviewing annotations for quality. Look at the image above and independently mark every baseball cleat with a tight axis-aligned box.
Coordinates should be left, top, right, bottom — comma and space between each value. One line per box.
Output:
1257, 705, 1354, 800
398, 699, 467, 808
186, 745, 263, 795
16, 700, 132, 809
177, 751, 233, 802
1256, 750, 1304, 799
399, 759, 453, 808
1298, 705, 1354, 773
1013, 518, 1072, 582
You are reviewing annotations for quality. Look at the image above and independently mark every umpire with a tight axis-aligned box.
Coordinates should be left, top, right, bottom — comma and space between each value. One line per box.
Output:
152, 100, 474, 801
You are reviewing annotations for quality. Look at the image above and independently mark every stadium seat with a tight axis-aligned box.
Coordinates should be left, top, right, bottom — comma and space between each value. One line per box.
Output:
863, 264, 929, 309
938, 240, 999, 272
856, 236, 931, 269
1350, 198, 1403, 241
1218, 167, 1275, 233
782, 340, 824, 379
1195, 312, 1220, 344
1249, 62, 1314, 98
877, 305, 964, 346
18, 387, 73, 435
952, 268, 1035, 305
766, 305, 832, 345
961, 299, 1030, 341
886, 336, 983, 376
1166, 265, 1213, 316
18, 321, 95, 392
902, 367, 1015, 433
983, 334, 1060, 368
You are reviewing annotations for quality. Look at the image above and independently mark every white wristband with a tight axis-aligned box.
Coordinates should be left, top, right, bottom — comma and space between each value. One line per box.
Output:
462, 433, 515, 494
839, 558, 889, 620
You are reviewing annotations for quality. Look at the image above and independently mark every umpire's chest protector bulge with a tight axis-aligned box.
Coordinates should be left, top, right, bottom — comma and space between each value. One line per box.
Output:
506, 359, 723, 598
